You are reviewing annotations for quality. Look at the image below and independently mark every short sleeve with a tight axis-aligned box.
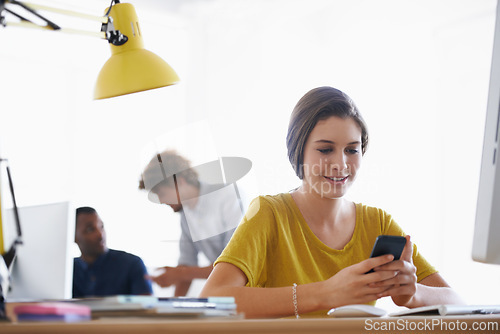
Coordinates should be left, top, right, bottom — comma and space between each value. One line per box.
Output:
214, 196, 275, 286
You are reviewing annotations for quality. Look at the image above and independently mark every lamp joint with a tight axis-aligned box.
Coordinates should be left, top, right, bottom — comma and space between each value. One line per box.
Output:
0, 1, 5, 27
101, 16, 128, 46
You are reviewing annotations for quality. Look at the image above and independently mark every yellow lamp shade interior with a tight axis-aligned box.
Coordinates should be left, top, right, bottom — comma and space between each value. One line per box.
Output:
94, 3, 179, 100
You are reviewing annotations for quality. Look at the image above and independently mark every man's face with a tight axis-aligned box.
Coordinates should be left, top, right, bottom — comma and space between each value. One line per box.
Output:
155, 185, 183, 212
75, 212, 107, 257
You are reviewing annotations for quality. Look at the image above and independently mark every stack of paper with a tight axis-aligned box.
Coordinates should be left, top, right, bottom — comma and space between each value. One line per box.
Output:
155, 296, 238, 317
69, 295, 158, 311
67, 295, 240, 319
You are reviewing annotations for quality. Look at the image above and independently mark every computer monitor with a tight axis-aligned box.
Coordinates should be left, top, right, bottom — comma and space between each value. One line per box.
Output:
472, 0, 500, 265
6, 202, 74, 300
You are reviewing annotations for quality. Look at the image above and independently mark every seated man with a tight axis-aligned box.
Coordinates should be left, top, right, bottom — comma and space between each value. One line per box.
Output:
73, 206, 153, 297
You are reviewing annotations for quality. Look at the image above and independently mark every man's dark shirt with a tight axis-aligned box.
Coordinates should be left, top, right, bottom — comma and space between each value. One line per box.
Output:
73, 249, 152, 298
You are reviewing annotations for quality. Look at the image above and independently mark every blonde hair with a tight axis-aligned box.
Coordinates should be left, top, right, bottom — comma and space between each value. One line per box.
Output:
139, 150, 199, 192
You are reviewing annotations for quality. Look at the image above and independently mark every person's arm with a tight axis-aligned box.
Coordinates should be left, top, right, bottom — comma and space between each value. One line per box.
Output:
371, 235, 465, 307
152, 213, 200, 295
406, 272, 465, 306
177, 213, 200, 266
152, 265, 213, 288
200, 255, 399, 319
174, 280, 192, 297
172, 265, 213, 296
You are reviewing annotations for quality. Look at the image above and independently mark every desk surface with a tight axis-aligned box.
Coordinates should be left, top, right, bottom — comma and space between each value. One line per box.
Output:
1, 315, 500, 334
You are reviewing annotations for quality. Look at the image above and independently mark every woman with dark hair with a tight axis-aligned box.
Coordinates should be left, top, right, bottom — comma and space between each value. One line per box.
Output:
201, 87, 463, 318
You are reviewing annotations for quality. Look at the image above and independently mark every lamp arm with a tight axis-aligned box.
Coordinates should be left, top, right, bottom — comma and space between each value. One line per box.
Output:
1, 0, 117, 40
18, 1, 108, 24
3, 6, 29, 23
4, 20, 106, 39
8, 0, 60, 30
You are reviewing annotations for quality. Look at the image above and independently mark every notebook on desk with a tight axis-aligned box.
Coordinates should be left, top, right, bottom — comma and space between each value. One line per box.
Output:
390, 304, 500, 317
328, 304, 500, 318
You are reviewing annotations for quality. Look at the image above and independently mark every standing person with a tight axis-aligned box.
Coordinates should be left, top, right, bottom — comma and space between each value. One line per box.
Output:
73, 207, 153, 298
139, 150, 245, 296
200, 86, 464, 318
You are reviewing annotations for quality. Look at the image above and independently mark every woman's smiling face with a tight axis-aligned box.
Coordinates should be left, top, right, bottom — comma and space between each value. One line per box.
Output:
301, 116, 362, 199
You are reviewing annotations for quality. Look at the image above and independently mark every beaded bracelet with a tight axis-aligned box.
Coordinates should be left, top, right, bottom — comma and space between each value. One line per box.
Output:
292, 283, 299, 319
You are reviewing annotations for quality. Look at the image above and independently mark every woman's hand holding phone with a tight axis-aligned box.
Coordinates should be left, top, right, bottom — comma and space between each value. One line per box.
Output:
369, 235, 418, 306
320, 255, 398, 308
322, 235, 418, 308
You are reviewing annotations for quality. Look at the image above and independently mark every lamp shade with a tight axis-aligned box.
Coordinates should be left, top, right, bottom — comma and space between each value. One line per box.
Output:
94, 3, 179, 100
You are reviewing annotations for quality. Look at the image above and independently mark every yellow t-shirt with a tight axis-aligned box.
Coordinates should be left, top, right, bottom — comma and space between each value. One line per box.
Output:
215, 193, 437, 314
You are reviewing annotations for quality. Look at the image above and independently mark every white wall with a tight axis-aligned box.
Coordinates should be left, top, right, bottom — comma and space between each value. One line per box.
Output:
1, 0, 499, 303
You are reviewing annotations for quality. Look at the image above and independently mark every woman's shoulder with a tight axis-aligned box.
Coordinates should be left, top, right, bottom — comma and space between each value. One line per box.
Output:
249, 193, 293, 210
355, 202, 394, 223
244, 193, 294, 220
259, 192, 292, 205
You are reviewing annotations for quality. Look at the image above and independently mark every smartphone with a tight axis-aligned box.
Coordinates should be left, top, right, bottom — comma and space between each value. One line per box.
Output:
366, 235, 406, 273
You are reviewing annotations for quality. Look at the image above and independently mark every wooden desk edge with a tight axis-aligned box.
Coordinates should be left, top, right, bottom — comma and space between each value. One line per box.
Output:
1, 314, 499, 334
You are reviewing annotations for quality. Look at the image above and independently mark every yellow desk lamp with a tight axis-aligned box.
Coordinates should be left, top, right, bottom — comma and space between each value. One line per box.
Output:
0, 0, 180, 99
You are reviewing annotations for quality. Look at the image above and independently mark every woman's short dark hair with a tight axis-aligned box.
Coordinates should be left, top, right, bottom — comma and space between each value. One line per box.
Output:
286, 86, 369, 179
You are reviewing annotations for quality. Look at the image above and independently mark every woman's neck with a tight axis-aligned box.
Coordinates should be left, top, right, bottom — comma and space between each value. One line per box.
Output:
291, 185, 356, 250
291, 185, 350, 227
